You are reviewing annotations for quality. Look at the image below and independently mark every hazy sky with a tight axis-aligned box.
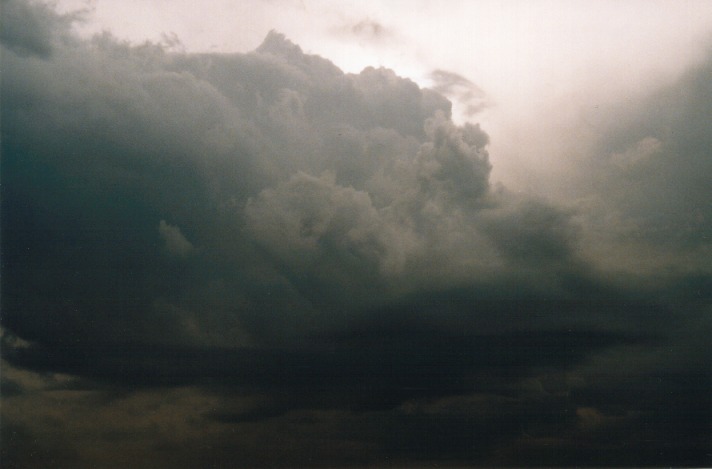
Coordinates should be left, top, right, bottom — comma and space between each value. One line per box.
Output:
2, 0, 711, 467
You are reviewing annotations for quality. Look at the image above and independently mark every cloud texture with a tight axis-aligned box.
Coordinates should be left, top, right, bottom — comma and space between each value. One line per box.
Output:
1, 1, 710, 467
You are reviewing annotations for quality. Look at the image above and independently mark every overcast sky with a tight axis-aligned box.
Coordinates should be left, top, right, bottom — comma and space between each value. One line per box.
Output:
2, 0, 711, 467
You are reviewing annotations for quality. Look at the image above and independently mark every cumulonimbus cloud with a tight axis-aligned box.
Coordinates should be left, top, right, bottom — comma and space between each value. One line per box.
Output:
1, 2, 711, 466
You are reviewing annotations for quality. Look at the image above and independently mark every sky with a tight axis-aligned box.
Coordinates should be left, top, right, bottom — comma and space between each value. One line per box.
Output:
1, 0, 711, 467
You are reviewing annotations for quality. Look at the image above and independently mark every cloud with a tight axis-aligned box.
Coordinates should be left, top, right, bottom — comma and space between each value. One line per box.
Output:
0, 0, 69, 58
350, 18, 392, 42
159, 220, 194, 258
429, 69, 490, 116
609, 136, 662, 169
562, 53, 712, 281
1, 1, 711, 466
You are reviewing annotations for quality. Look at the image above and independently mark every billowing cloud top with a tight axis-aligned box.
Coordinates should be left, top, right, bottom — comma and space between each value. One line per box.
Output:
1, 1, 710, 467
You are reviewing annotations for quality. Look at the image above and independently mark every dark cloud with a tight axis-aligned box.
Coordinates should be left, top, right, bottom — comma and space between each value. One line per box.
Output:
0, 0, 78, 58
1, 1, 710, 466
0, 0, 54, 57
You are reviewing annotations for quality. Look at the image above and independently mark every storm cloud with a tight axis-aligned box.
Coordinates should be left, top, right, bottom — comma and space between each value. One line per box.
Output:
2, 1, 710, 467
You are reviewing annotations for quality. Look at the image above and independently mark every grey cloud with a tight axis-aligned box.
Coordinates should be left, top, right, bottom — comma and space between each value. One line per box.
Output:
429, 69, 490, 116
0, 0, 73, 58
0, 20, 461, 354
331, 17, 395, 46
572, 53, 712, 256
415, 112, 490, 203
351, 19, 391, 41
479, 194, 577, 266
1, 1, 711, 466
159, 220, 194, 258
1, 13, 596, 366
245, 172, 392, 288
